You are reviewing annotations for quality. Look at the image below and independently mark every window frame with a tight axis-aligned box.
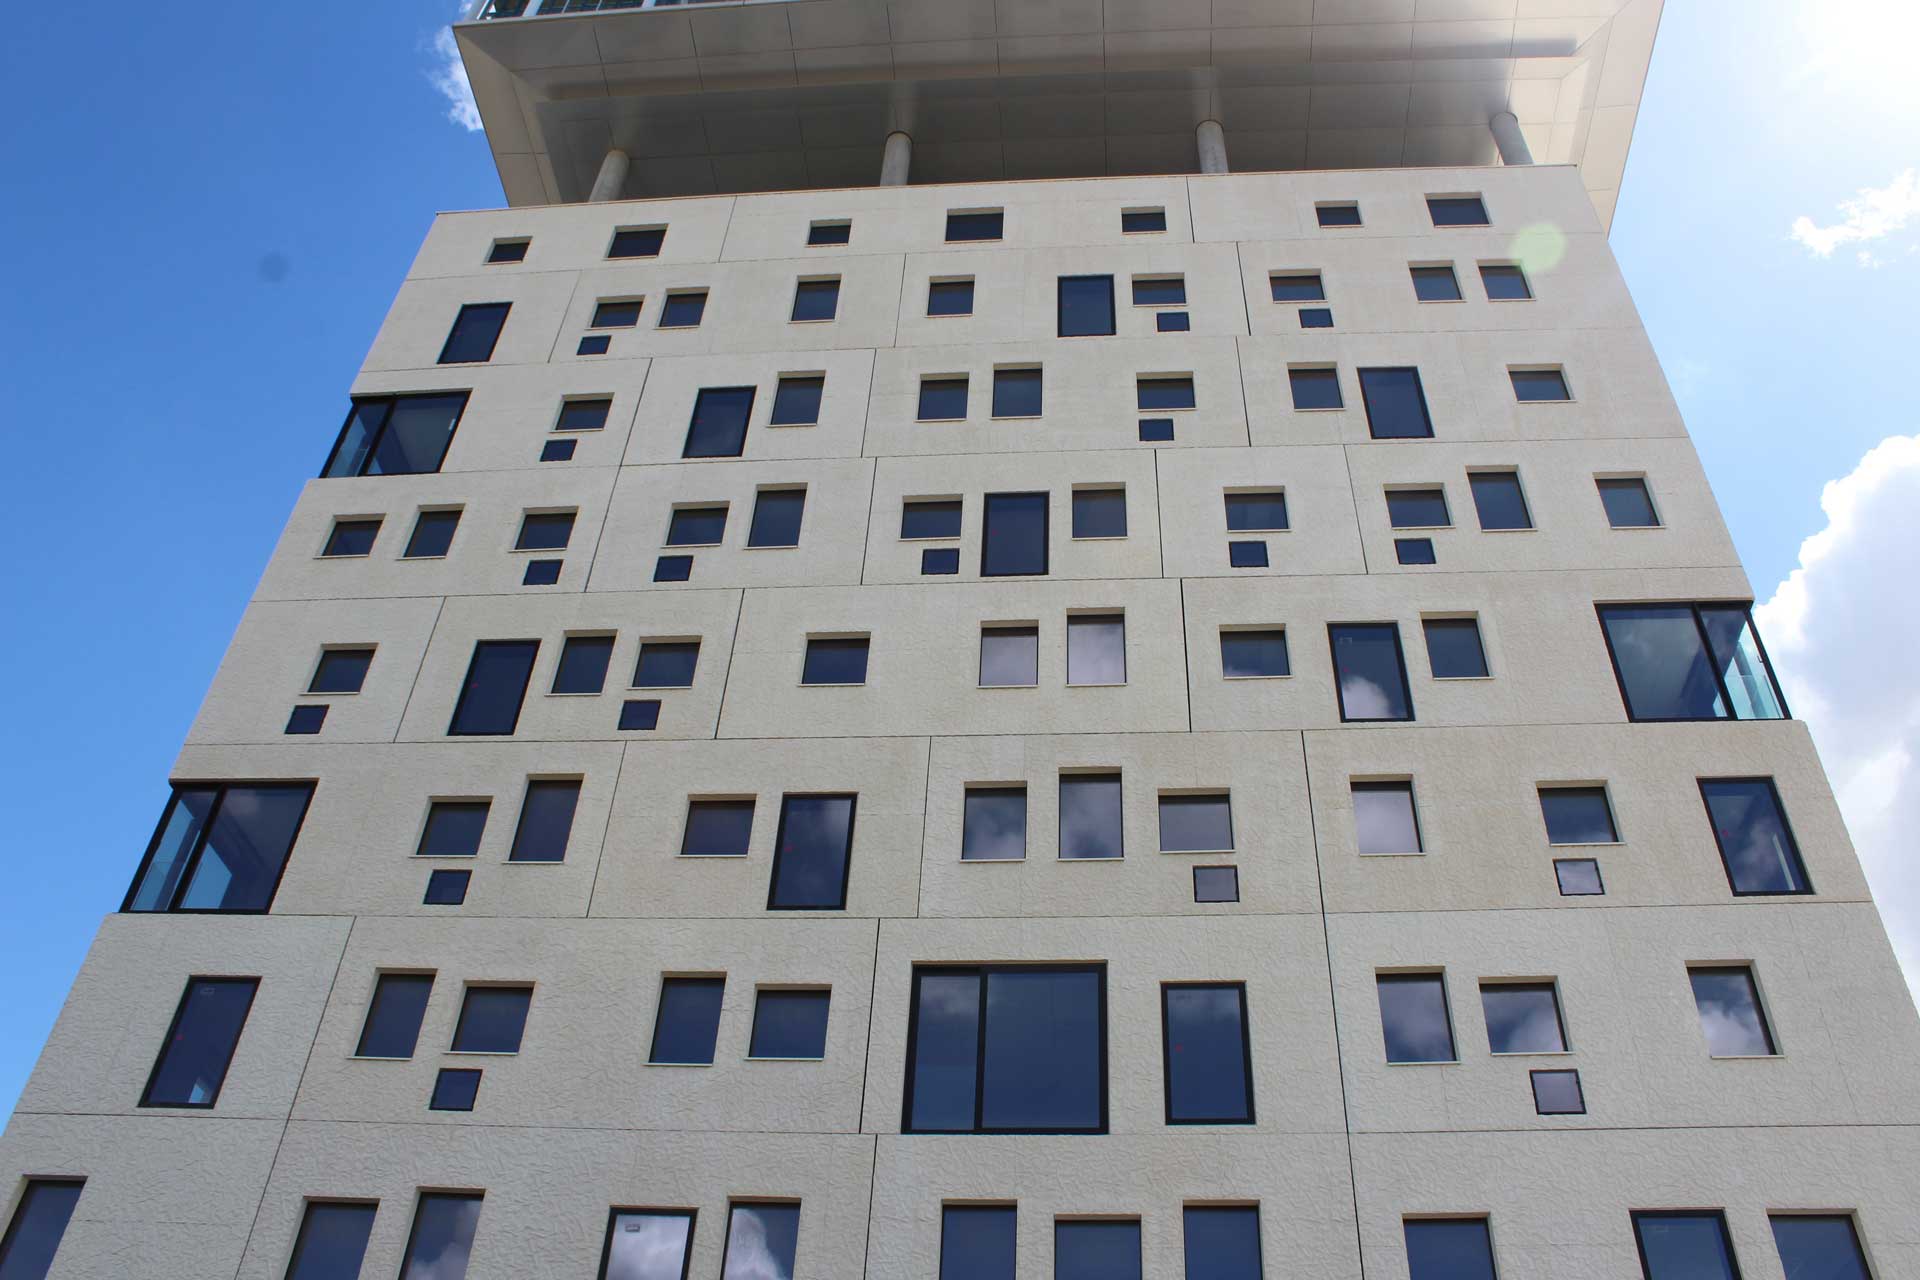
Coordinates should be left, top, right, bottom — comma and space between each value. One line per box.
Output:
981, 492, 1050, 577
397, 1192, 484, 1280
597, 1207, 696, 1280
138, 975, 260, 1109
766, 793, 857, 911
1159, 982, 1256, 1125
321, 392, 471, 480
1697, 777, 1813, 897
121, 782, 316, 916
1631, 1210, 1742, 1280
448, 638, 540, 736
1328, 622, 1416, 723
1595, 602, 1789, 723
436, 302, 511, 365
1057, 274, 1117, 338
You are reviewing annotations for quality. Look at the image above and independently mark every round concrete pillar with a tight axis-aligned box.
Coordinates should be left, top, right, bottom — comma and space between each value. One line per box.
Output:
880, 131, 912, 187
588, 147, 631, 203
1196, 119, 1229, 175
1490, 112, 1534, 166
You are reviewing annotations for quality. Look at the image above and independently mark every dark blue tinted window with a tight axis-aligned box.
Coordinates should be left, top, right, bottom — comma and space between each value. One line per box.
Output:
357, 974, 433, 1058
1228, 541, 1268, 568
438, 303, 509, 364
1156, 311, 1191, 332
634, 642, 700, 688
1163, 985, 1253, 1123
982, 493, 1049, 577
619, 700, 661, 731
1387, 489, 1449, 529
1510, 369, 1570, 402
509, 780, 579, 863
802, 638, 868, 685
941, 1205, 1016, 1280
1770, 1216, 1870, 1280
1598, 604, 1785, 722
1411, 266, 1463, 301
125, 784, 313, 914
922, 548, 960, 575
1132, 277, 1187, 306
928, 280, 975, 315
790, 279, 840, 321
557, 398, 611, 431
324, 394, 468, 479
577, 334, 611, 355
682, 800, 754, 857
1599, 478, 1660, 527
1159, 795, 1233, 852
1184, 1206, 1262, 1280
768, 795, 856, 910
451, 986, 530, 1053
771, 375, 824, 426
902, 500, 962, 539
1055, 1221, 1140, 1280
404, 509, 461, 558
1193, 865, 1239, 902
1122, 209, 1167, 233
1405, 1218, 1496, 1280
1058, 774, 1122, 860
749, 989, 830, 1059
1138, 418, 1175, 442
553, 636, 613, 694
1270, 273, 1326, 301
609, 227, 665, 257
1700, 778, 1810, 894
1330, 624, 1413, 721
487, 239, 528, 264
946, 211, 1003, 241
1634, 1212, 1739, 1280
653, 555, 693, 582
399, 1195, 481, 1280
1137, 378, 1195, 411
308, 649, 372, 694
449, 640, 538, 735
1225, 492, 1288, 531
1480, 264, 1531, 299
1221, 629, 1288, 678
285, 705, 328, 735
1423, 618, 1488, 678
516, 512, 574, 550
285, 1202, 377, 1280
1377, 973, 1455, 1063
418, 801, 488, 857
1469, 472, 1532, 529
666, 506, 727, 547
424, 869, 470, 905
1359, 368, 1434, 439
1289, 367, 1343, 409
323, 519, 381, 557
907, 971, 981, 1131
1690, 968, 1775, 1056
963, 788, 1027, 862
919, 378, 969, 420
992, 368, 1044, 417
0, 1180, 83, 1280
1058, 275, 1116, 337
684, 387, 755, 459
649, 977, 725, 1064
142, 977, 258, 1107
1298, 307, 1334, 328
808, 221, 851, 245
539, 438, 576, 462
521, 553, 560, 584
1072, 489, 1126, 538
906, 967, 1105, 1133
1428, 196, 1489, 226
723, 1205, 799, 1280
748, 490, 806, 547
1539, 789, 1616, 844
1316, 204, 1361, 226
659, 292, 706, 328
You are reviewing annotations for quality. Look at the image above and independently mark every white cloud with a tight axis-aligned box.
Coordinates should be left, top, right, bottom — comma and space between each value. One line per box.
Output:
1790, 169, 1920, 259
427, 5, 482, 133
1755, 435, 1920, 1001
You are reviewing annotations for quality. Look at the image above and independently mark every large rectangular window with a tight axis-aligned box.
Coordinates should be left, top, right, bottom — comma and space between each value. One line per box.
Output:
0, 1181, 83, 1280
1633, 1211, 1739, 1280
684, 387, 756, 459
399, 1194, 482, 1280
449, 640, 539, 735
1162, 984, 1254, 1124
1404, 1218, 1496, 1280
141, 977, 258, 1107
905, 966, 1107, 1133
1699, 778, 1811, 895
599, 1209, 694, 1280
322, 393, 469, 479
1329, 624, 1414, 722
768, 794, 856, 910
1057, 276, 1116, 337
284, 1201, 378, 1280
1598, 603, 1786, 721
1358, 368, 1434, 439
124, 783, 314, 915
942, 1205, 1016, 1280
982, 493, 1049, 577
438, 302, 510, 364
356, 973, 434, 1059
1059, 774, 1123, 860
1184, 1206, 1263, 1280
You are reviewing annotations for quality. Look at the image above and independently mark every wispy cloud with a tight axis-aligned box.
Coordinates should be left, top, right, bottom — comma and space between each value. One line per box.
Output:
427, 3, 482, 133
1790, 169, 1920, 259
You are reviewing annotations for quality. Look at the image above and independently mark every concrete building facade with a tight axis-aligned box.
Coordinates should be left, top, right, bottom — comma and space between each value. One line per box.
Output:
4, 2, 1917, 1279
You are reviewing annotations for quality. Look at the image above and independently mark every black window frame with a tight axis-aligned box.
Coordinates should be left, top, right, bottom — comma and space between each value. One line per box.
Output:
1595, 602, 1788, 723
1328, 623, 1416, 723
946, 210, 1004, 242
1358, 367, 1435, 440
355, 972, 435, 1060
1697, 777, 1813, 897
448, 639, 540, 736
766, 793, 857, 911
981, 492, 1050, 577
597, 1208, 696, 1280
321, 392, 471, 480
437, 302, 511, 365
1631, 1210, 1741, 1280
0, 1178, 85, 1280
139, 975, 260, 1109
683, 386, 757, 460
1160, 982, 1256, 1125
1057, 275, 1117, 338
121, 781, 316, 916
398, 1193, 484, 1280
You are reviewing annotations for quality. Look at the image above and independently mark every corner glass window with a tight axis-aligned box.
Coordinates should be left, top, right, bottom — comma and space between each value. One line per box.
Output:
904, 965, 1106, 1133
1377, 973, 1455, 1063
1699, 779, 1811, 895
1633, 1212, 1740, 1280
1058, 276, 1116, 337
323, 393, 469, 479
768, 794, 856, 910
1161, 984, 1254, 1124
1597, 603, 1786, 721
1358, 368, 1434, 439
141, 977, 258, 1107
963, 788, 1028, 862
1329, 623, 1414, 722
449, 640, 539, 736
124, 783, 314, 915
437, 302, 509, 364
684, 387, 755, 459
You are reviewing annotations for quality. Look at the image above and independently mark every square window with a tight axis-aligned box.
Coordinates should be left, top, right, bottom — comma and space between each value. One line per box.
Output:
1510, 368, 1571, 402
634, 641, 700, 688
515, 511, 575, 551
1132, 277, 1187, 307
538, 438, 576, 462
1428, 195, 1490, 226
919, 377, 970, 421
750, 989, 830, 1059
658, 290, 707, 328
1377, 973, 1455, 1063
1072, 488, 1127, 538
1539, 788, 1617, 845
748, 488, 806, 548
552, 635, 613, 695
1404, 1219, 1494, 1280
980, 626, 1039, 687
768, 794, 856, 910
1316, 203, 1362, 227
609, 226, 665, 258
771, 375, 824, 426
1633, 1212, 1740, 1280
428, 1067, 481, 1111
1469, 471, 1532, 530
682, 799, 755, 857
1138, 418, 1175, 442
922, 547, 960, 575
1270, 273, 1326, 302
1480, 982, 1567, 1053
141, 977, 258, 1107
963, 787, 1028, 861
404, 509, 461, 559
906, 966, 1106, 1133
619, 699, 661, 731
400, 1195, 482, 1278
791, 278, 840, 322
521, 559, 562, 586
1161, 983, 1254, 1123
942, 1205, 1017, 1280
928, 279, 975, 316
423, 869, 470, 905
1480, 263, 1532, 299
1055, 1220, 1140, 1280
1298, 307, 1334, 328
1059, 773, 1123, 860
1158, 794, 1233, 853
1183, 1206, 1262, 1280
309, 647, 373, 694
323, 518, 381, 558
1137, 377, 1195, 411
724, 1205, 801, 1280
653, 555, 693, 582
1689, 966, 1776, 1056
1353, 781, 1422, 855
452, 985, 531, 1053
649, 976, 725, 1065
1599, 477, 1661, 528
1289, 367, 1344, 410
1228, 541, 1268, 568
285, 705, 328, 735
487, 238, 529, 264
1058, 275, 1117, 337
1555, 858, 1606, 896
685, 386, 755, 459
418, 801, 488, 858
286, 1201, 377, 1280
577, 334, 610, 356
1156, 311, 1191, 332
1122, 208, 1167, 233
1598, 603, 1786, 722
802, 636, 869, 685
1410, 265, 1463, 301
1221, 628, 1288, 678
1531, 1068, 1585, 1114
902, 499, 963, 540
1699, 778, 1811, 895
1225, 491, 1288, 531
666, 506, 727, 547
1329, 623, 1413, 721
1387, 488, 1450, 529
590, 299, 643, 329
808, 220, 851, 246
602, 1211, 695, 1280
323, 393, 469, 480
508, 779, 579, 863
1395, 538, 1436, 565
946, 210, 1003, 242
1193, 865, 1240, 903
1423, 618, 1489, 678
438, 302, 510, 364
982, 492, 1049, 576
1067, 614, 1126, 685
992, 367, 1044, 418
1770, 1217, 1872, 1280
1359, 368, 1435, 439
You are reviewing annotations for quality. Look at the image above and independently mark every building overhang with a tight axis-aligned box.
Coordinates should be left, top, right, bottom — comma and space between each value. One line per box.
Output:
455, 0, 1660, 230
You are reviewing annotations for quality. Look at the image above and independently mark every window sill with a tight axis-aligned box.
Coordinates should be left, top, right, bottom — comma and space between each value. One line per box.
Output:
961, 857, 1026, 865
746, 1055, 825, 1063
978, 684, 1038, 691
443, 1051, 520, 1058
664, 542, 722, 550
744, 544, 799, 552
1431, 675, 1495, 682
1222, 674, 1292, 681
1490, 1050, 1573, 1058
349, 1055, 412, 1062
1707, 1054, 1784, 1061
1067, 682, 1129, 689
678, 853, 749, 860
315, 554, 373, 561
1358, 850, 1425, 858
1060, 855, 1123, 863
800, 683, 868, 689
1160, 849, 1234, 857
646, 1061, 715, 1068
1291, 406, 1346, 413
1547, 841, 1623, 849
1386, 1060, 1459, 1067
1414, 298, 1467, 305
766, 422, 819, 430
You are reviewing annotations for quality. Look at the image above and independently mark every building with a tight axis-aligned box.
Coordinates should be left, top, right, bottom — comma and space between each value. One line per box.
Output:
3, 0, 1916, 1276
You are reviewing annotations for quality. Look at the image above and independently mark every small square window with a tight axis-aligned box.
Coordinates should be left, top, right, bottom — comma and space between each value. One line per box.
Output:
1689, 965, 1776, 1056
919, 377, 969, 421
963, 787, 1028, 861
1510, 368, 1571, 402
1353, 781, 1422, 855
323, 518, 381, 558
404, 510, 461, 559
1122, 207, 1167, 233
928, 279, 975, 316
1423, 617, 1489, 678
309, 647, 373, 694
423, 869, 470, 905
1289, 367, 1343, 410
1270, 273, 1326, 302
980, 626, 1039, 687
590, 299, 642, 329
992, 367, 1043, 418
516, 512, 575, 551
576, 334, 610, 356
1137, 377, 1195, 411
1220, 628, 1288, 678
1531, 1068, 1585, 1114
1071, 488, 1127, 539
791, 278, 840, 322
1228, 541, 1268, 568
429, 1067, 481, 1111
618, 699, 661, 731
1158, 794, 1233, 853
1410, 265, 1463, 301
1386, 488, 1450, 529
748, 489, 806, 548
418, 801, 489, 858
1299, 307, 1334, 328
451, 985, 531, 1053
609, 226, 665, 258
1156, 311, 1191, 332
666, 506, 727, 548
286, 705, 328, 735
1480, 263, 1532, 300
922, 547, 960, 575
1132, 277, 1187, 307
552, 634, 613, 695
1360, 368, 1434, 438
1193, 865, 1239, 903
1469, 471, 1533, 530
1138, 418, 1175, 442
1395, 537, 1436, 565
724, 1205, 803, 1280
682, 799, 755, 857
538, 438, 575, 462
634, 641, 699, 688
1598, 477, 1661, 528
1481, 981, 1567, 1053
807, 220, 851, 246
1428, 195, 1489, 226
750, 989, 831, 1059
1539, 788, 1617, 845
509, 779, 579, 863
649, 977, 725, 1065
902, 499, 962, 540
653, 555, 693, 582
1377, 973, 1455, 1063
1554, 858, 1605, 896
521, 559, 562, 586
1225, 491, 1288, 531
771, 375, 824, 426
946, 210, 1003, 242
1067, 614, 1126, 685
802, 637, 869, 685
658, 290, 708, 328
487, 238, 529, 264
1316, 203, 1362, 227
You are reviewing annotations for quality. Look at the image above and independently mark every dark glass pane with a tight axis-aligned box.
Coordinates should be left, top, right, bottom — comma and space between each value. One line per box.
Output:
1480, 264, 1532, 299
919, 378, 970, 420
323, 519, 381, 557
928, 280, 975, 316
1138, 418, 1175, 442
1193, 865, 1239, 903
653, 556, 693, 583
1067, 616, 1126, 685
769, 795, 856, 909
285, 1202, 377, 1280
1539, 789, 1616, 844
1057, 275, 1116, 337
539, 439, 576, 463
1359, 368, 1434, 439
992, 368, 1044, 417
509, 780, 579, 863
1316, 204, 1362, 226
424, 869, 469, 905
420, 801, 489, 857
684, 387, 756, 459
558, 398, 612, 432
634, 642, 700, 688
749, 990, 830, 1059
1122, 209, 1167, 233
1059, 775, 1122, 860
1469, 473, 1532, 530
274, 704, 319, 735
405, 510, 461, 558
902, 500, 963, 539
808, 221, 851, 245
1225, 492, 1287, 531
748, 490, 806, 547
790, 279, 840, 322
909, 972, 981, 1131
982, 493, 1049, 577
179, 785, 314, 912
1221, 630, 1288, 678
452, 986, 531, 1053
1132, 277, 1187, 306
1423, 619, 1489, 679
1701, 780, 1809, 894
1072, 489, 1127, 539
1411, 267, 1463, 301
1159, 795, 1233, 852
666, 506, 727, 547
1599, 478, 1660, 527
963, 789, 1027, 861
399, 1195, 482, 1280
357, 974, 434, 1058
1184, 1206, 1262, 1280
523, 558, 562, 585
1377, 974, 1454, 1063
1353, 782, 1421, 855
946, 211, 1003, 242
308, 648, 372, 695
682, 800, 755, 857
488, 240, 529, 264
1330, 624, 1413, 721
1055, 1221, 1140, 1280
603, 1211, 694, 1280
1404, 1219, 1495, 1280
578, 334, 611, 355
1289, 367, 1343, 409
1271, 274, 1327, 301
1634, 1213, 1739, 1280
450, 640, 539, 735
1770, 1216, 1871, 1280
1599, 605, 1725, 721
1555, 859, 1605, 895
1698, 606, 1786, 720
1531, 1068, 1585, 1114
1157, 311, 1191, 332
1228, 542, 1269, 568
649, 977, 725, 1064
553, 636, 613, 695
609, 227, 665, 257
516, 512, 575, 551
143, 977, 257, 1106
0, 1182, 82, 1280
658, 292, 707, 328
942, 1206, 1015, 1280
1510, 369, 1570, 402
1164, 985, 1252, 1123
981, 969, 1103, 1131
771, 376, 824, 426
802, 638, 869, 685
127, 787, 219, 912
1480, 983, 1566, 1053
980, 627, 1039, 687
438, 303, 510, 364
429, 1067, 480, 1110
1428, 196, 1489, 226
722, 1204, 799, 1280
1689, 967, 1774, 1056
1137, 378, 1196, 411
922, 547, 960, 575
619, 700, 661, 730
368, 395, 469, 477
1302, 304, 1334, 326
1387, 488, 1450, 529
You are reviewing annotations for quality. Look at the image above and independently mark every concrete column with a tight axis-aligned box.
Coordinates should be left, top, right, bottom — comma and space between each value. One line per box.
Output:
1490, 112, 1533, 166
1196, 120, 1229, 175
880, 131, 912, 187
588, 147, 631, 203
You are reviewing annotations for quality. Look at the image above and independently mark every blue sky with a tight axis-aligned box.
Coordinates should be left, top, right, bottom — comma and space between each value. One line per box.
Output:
1, 0, 1916, 1124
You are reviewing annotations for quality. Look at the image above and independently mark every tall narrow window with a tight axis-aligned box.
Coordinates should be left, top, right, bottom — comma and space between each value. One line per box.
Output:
1404, 1218, 1496, 1280
1699, 778, 1811, 895
599, 1210, 695, 1280
649, 977, 726, 1065
1769, 1216, 1871, 1280
1479, 982, 1567, 1054
1066, 615, 1126, 685
1055, 1220, 1140, 1280
449, 640, 539, 735
141, 977, 259, 1107
1353, 782, 1421, 855
905, 966, 1106, 1133
963, 787, 1028, 862
1059, 774, 1123, 860
1688, 966, 1776, 1057
1162, 983, 1254, 1124
552, 635, 614, 694
1597, 603, 1786, 721
684, 387, 756, 460
748, 489, 806, 548
942, 1205, 1016, 1280
1058, 276, 1116, 337
1377, 973, 1455, 1063
0, 1181, 84, 1280
509, 779, 579, 863
404, 508, 461, 558
1632, 1212, 1739, 1280
284, 1201, 378, 1280
979, 626, 1039, 687
399, 1194, 482, 1280
437, 303, 510, 364
770, 375, 824, 426
1469, 472, 1532, 530
1184, 1206, 1263, 1280
768, 795, 856, 910
1329, 624, 1414, 722
1358, 368, 1434, 439
982, 493, 1049, 577
124, 783, 315, 914
790, 278, 840, 322
323, 393, 469, 479
356, 973, 434, 1059
722, 1204, 800, 1280
452, 986, 531, 1054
